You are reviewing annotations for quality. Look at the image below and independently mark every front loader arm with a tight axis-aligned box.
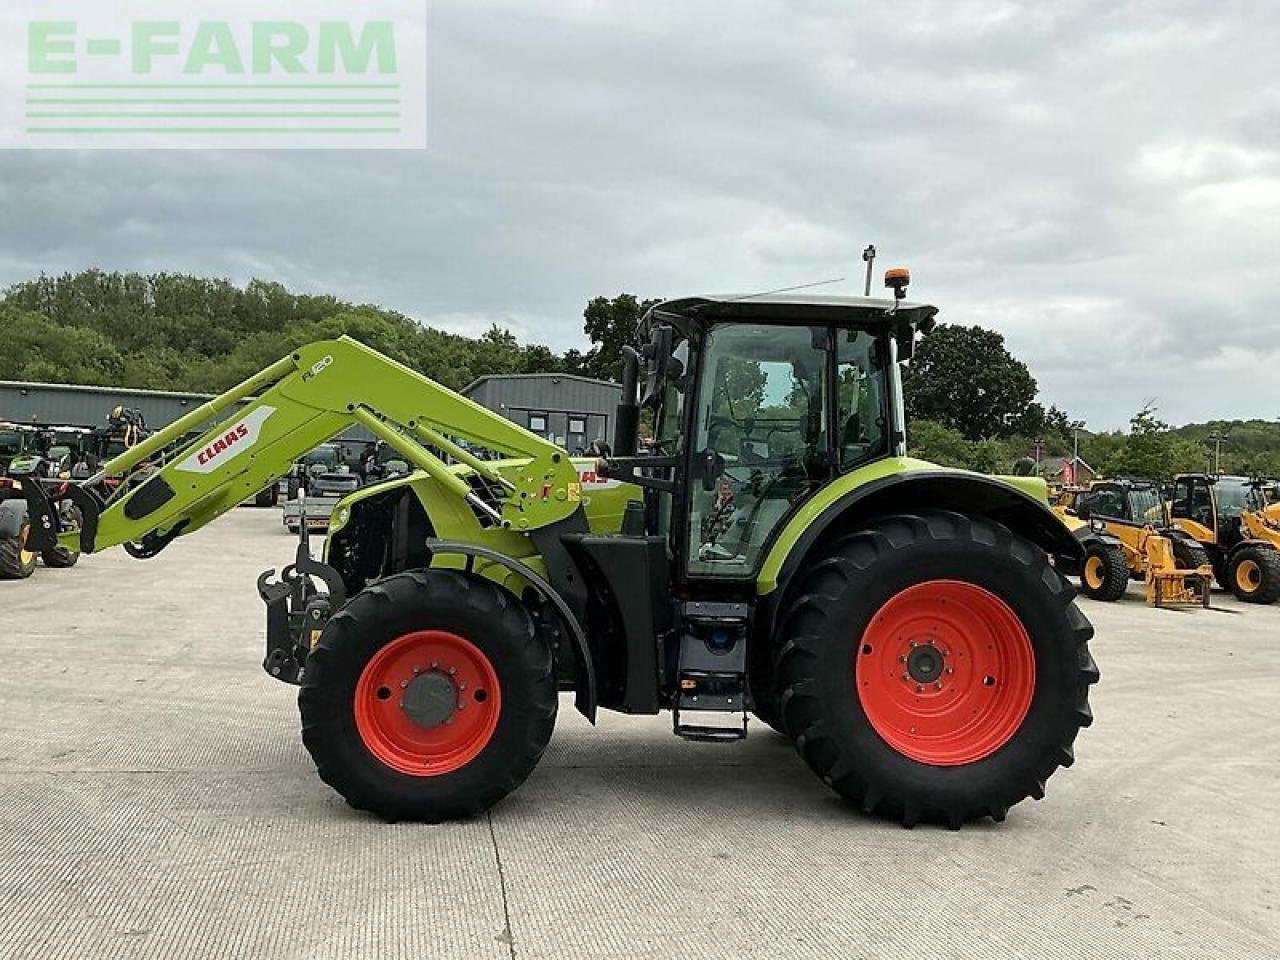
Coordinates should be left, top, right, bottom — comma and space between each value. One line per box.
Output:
23, 336, 582, 556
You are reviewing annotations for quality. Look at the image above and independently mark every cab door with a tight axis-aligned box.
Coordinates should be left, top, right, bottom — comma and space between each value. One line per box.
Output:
1170, 476, 1217, 544
682, 322, 832, 579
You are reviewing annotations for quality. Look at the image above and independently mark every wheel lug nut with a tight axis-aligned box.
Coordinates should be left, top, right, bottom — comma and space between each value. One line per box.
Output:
915, 684, 923, 693
431, 660, 439, 669
458, 682, 467, 691
935, 681, 944, 690
898, 655, 906, 663
413, 666, 421, 674
400, 680, 408, 688
448, 667, 457, 676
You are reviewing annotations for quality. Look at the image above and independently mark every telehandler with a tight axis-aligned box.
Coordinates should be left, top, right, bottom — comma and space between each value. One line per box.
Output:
1055, 480, 1212, 606
1169, 474, 1280, 603
17, 278, 1098, 827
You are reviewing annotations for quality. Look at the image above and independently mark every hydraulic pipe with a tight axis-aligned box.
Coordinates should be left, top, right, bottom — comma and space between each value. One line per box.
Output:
411, 423, 515, 491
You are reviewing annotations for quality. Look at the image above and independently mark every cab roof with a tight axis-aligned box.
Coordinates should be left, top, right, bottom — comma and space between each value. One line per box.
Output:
640, 293, 938, 339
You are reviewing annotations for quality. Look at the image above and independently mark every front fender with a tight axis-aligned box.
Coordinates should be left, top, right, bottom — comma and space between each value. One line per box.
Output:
757, 458, 1083, 597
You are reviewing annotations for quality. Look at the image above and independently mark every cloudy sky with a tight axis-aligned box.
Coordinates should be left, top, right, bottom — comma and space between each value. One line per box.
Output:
1, 0, 1277, 429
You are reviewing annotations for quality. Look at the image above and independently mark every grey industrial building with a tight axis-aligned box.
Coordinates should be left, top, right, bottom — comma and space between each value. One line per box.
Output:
0, 380, 218, 430
2, 371, 622, 454
462, 373, 621, 453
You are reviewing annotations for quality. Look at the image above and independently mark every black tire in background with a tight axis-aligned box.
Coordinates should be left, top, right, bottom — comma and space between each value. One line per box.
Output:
41, 543, 80, 568
300, 569, 557, 822
776, 511, 1098, 829
1170, 537, 1211, 574
42, 506, 82, 568
0, 525, 39, 580
1227, 546, 1280, 604
1078, 542, 1129, 602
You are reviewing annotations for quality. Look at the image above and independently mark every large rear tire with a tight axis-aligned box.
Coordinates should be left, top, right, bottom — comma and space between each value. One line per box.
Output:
776, 511, 1098, 828
1078, 541, 1129, 601
0, 525, 39, 580
299, 569, 557, 822
1227, 546, 1280, 604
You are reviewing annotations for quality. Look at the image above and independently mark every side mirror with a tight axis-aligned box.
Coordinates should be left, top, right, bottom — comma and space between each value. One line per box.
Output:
699, 448, 725, 492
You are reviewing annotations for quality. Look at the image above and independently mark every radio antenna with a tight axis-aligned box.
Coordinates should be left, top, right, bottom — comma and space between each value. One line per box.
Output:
719, 277, 845, 304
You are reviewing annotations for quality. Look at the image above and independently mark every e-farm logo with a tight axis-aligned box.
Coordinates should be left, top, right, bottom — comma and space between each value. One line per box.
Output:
0, 1, 426, 149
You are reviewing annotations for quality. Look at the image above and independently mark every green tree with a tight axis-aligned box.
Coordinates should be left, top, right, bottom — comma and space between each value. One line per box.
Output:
903, 325, 1042, 440
906, 419, 974, 469
581, 293, 662, 381
1103, 404, 1204, 480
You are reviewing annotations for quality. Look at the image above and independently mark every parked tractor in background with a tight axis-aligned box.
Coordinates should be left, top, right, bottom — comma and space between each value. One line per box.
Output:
0, 424, 88, 578
281, 443, 362, 533
1054, 479, 1212, 606
17, 274, 1098, 828
1169, 474, 1280, 603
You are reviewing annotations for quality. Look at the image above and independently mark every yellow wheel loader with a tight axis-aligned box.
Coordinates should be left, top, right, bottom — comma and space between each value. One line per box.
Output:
1169, 474, 1280, 603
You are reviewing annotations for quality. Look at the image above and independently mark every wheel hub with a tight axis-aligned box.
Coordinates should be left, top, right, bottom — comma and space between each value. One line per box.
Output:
906, 643, 945, 684
402, 671, 458, 728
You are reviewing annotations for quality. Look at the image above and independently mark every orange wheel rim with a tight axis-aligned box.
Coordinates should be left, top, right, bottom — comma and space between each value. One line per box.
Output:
1084, 555, 1105, 589
1236, 560, 1261, 593
354, 630, 501, 777
856, 580, 1036, 766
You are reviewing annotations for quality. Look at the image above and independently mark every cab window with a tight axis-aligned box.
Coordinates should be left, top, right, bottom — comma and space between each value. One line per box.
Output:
686, 324, 827, 576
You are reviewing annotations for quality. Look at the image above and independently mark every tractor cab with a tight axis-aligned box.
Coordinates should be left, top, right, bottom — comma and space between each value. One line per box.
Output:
605, 290, 936, 591
1076, 479, 1168, 528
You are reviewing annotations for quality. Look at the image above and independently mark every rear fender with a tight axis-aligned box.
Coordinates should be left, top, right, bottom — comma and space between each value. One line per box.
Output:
759, 464, 1084, 601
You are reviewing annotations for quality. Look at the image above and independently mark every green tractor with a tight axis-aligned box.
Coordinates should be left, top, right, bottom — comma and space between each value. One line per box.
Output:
20, 275, 1097, 827
0, 424, 86, 578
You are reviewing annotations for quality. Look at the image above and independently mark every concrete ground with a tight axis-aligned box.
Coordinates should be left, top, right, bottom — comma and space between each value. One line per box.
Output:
1, 509, 1277, 960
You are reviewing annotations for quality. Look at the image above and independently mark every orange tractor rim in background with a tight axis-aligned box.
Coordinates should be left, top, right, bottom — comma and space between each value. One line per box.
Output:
856, 580, 1036, 766
355, 630, 501, 776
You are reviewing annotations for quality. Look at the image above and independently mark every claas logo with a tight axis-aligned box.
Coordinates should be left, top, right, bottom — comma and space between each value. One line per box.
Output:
196, 423, 251, 466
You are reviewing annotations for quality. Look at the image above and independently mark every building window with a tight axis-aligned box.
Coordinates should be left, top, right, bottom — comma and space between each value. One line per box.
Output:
528, 413, 548, 433
568, 417, 586, 435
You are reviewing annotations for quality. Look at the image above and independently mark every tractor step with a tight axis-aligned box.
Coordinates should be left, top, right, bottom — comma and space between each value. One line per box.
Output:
674, 722, 747, 743
672, 601, 750, 743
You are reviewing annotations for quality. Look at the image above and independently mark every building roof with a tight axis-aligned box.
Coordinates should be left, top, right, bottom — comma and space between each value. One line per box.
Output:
1042, 455, 1096, 475
461, 372, 621, 395
0, 379, 214, 401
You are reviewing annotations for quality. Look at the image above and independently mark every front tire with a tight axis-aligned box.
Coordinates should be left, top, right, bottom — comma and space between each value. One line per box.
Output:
777, 512, 1098, 828
1078, 541, 1129, 601
0, 525, 39, 580
1227, 546, 1280, 604
300, 569, 557, 821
